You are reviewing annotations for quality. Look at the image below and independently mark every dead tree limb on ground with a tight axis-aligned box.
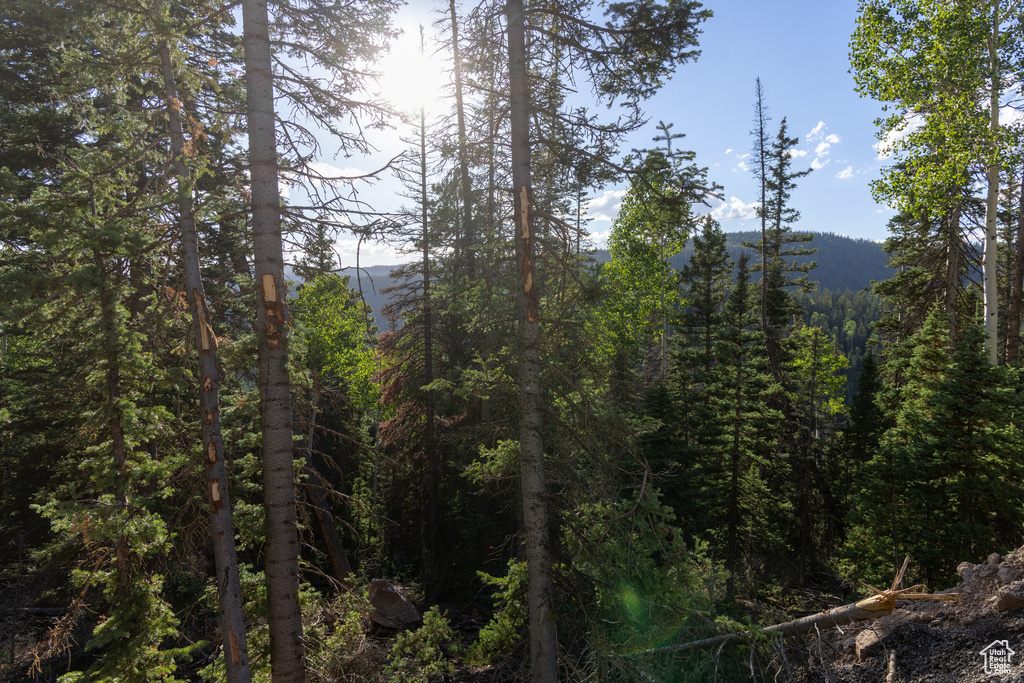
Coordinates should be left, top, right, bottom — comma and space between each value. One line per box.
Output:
651, 557, 959, 654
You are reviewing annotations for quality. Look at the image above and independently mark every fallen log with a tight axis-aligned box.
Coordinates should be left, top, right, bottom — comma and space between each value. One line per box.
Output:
650, 558, 959, 654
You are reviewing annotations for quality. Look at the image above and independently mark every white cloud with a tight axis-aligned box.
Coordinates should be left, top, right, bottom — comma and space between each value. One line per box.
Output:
873, 114, 924, 159
806, 121, 827, 141
798, 122, 841, 170
334, 234, 406, 269
789, 148, 809, 158
836, 165, 854, 179
725, 148, 733, 155
710, 196, 760, 222
1003, 106, 1024, 128
308, 162, 366, 183
590, 228, 612, 248
736, 160, 749, 172
585, 189, 627, 221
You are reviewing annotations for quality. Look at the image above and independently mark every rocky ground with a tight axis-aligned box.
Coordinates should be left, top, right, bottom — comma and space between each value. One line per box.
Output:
794, 548, 1024, 682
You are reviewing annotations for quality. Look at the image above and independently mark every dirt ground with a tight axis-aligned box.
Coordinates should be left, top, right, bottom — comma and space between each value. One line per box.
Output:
794, 548, 1024, 682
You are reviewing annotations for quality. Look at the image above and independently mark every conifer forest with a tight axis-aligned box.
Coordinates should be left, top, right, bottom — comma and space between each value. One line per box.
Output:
3, 0, 1024, 681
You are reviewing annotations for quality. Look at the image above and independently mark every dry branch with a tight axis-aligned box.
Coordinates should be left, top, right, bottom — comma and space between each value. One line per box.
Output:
650, 557, 959, 654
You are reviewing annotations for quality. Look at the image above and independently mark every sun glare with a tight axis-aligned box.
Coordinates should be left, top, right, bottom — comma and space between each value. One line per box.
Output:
376, 26, 448, 115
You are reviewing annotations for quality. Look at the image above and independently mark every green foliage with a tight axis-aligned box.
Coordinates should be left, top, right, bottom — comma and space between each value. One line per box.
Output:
598, 151, 697, 397
469, 559, 528, 664
294, 273, 379, 412
464, 439, 521, 486
851, 0, 1014, 213
846, 308, 1024, 586
383, 607, 461, 682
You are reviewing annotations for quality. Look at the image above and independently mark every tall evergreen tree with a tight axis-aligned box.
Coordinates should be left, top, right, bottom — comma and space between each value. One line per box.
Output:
746, 116, 816, 379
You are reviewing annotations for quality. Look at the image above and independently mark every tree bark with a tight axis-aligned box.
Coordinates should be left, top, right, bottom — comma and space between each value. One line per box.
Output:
751, 79, 779, 379
304, 382, 352, 582
418, 38, 439, 582
241, 0, 306, 679
507, 1, 559, 680
983, 0, 1001, 364
158, 35, 252, 682
449, 0, 475, 278
1006, 171, 1024, 362
943, 202, 961, 341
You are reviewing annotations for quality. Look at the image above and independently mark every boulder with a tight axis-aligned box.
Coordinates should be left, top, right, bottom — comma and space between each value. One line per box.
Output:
990, 580, 1024, 613
364, 579, 422, 631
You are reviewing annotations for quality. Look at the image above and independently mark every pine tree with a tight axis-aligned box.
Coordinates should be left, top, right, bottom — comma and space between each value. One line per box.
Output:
785, 324, 847, 584
847, 305, 953, 585
912, 320, 1024, 583
746, 116, 817, 379
712, 253, 787, 595
503, 1, 712, 677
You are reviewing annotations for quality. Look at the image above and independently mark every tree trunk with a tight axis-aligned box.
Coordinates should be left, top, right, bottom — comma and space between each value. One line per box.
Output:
1006, 171, 1024, 362
752, 79, 779, 379
158, 36, 252, 681
419, 42, 439, 582
241, 0, 306, 679
983, 0, 1001, 364
943, 202, 961, 341
507, 1, 559, 680
304, 381, 352, 582
449, 0, 475, 278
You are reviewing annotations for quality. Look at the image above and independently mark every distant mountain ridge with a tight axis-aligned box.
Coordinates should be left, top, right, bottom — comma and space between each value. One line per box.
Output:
346, 231, 893, 329
590, 231, 893, 296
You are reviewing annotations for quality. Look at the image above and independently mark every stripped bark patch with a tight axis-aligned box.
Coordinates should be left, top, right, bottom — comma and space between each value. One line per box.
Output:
210, 479, 222, 511
260, 272, 286, 347
518, 185, 540, 322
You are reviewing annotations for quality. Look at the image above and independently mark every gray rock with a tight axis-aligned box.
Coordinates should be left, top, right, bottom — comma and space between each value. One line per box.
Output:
998, 565, 1022, 584
990, 580, 1024, 612
364, 579, 421, 631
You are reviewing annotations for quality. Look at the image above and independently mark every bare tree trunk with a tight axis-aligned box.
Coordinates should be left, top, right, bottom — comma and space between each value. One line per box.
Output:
752, 79, 778, 378
304, 382, 352, 581
158, 36, 252, 681
943, 202, 961, 341
507, 1, 558, 680
449, 0, 475, 278
418, 34, 439, 581
241, 0, 306, 679
1007, 171, 1024, 362
983, 0, 1002, 364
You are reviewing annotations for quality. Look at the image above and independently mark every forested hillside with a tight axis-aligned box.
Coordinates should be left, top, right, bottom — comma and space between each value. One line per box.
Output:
360, 231, 891, 330
2, 1, 1024, 682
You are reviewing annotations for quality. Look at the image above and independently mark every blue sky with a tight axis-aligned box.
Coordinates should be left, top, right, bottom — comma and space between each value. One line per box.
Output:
593, 0, 896, 245
322, 0, 897, 267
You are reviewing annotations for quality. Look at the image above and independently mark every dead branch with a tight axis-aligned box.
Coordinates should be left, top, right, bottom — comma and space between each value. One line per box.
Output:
648, 557, 960, 655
